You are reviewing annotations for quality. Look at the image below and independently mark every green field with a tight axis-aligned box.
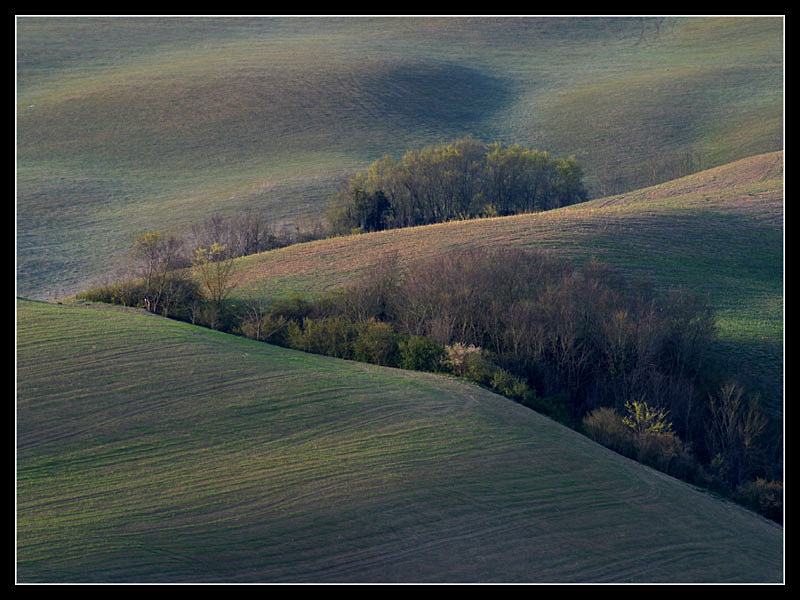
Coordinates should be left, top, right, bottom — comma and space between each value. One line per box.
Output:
16, 16, 783, 301
15, 16, 785, 584
16, 299, 783, 582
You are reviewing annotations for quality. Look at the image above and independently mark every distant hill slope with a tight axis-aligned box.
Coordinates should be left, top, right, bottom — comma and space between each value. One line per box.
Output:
16, 16, 783, 300
230, 151, 784, 411
16, 299, 783, 583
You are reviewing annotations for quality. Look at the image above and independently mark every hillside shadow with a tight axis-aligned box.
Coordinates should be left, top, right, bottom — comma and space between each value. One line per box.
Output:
364, 60, 514, 135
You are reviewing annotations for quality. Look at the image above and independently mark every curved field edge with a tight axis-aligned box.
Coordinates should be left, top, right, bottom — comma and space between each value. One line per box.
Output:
16, 299, 783, 582
229, 151, 784, 410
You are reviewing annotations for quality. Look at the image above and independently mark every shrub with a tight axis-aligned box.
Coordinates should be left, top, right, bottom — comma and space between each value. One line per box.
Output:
194, 301, 239, 332
352, 319, 401, 366
490, 368, 530, 401
622, 399, 674, 437
523, 393, 573, 426
269, 295, 314, 323
286, 316, 361, 359
635, 430, 689, 473
285, 320, 304, 350
77, 274, 202, 321
733, 478, 783, 524
582, 407, 636, 457
158, 275, 204, 321
77, 280, 138, 306
444, 343, 485, 378
398, 335, 446, 372
582, 402, 702, 481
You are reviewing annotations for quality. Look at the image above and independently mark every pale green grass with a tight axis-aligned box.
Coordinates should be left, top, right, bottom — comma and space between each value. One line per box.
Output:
16, 299, 783, 582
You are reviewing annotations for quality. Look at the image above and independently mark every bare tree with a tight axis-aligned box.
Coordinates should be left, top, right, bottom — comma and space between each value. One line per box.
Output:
193, 242, 237, 322
637, 17, 666, 45
707, 382, 769, 487
131, 231, 188, 314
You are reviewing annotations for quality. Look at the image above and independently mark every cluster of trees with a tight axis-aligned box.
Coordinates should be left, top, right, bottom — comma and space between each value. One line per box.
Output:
77, 149, 781, 522
189, 208, 328, 259
80, 209, 329, 328
306, 248, 717, 431
232, 247, 781, 522
80, 228, 241, 331
326, 137, 589, 234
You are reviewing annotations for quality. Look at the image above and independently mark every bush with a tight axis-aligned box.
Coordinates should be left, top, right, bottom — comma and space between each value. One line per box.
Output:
734, 478, 783, 523
622, 400, 674, 437
523, 393, 573, 426
635, 430, 692, 475
582, 403, 703, 481
159, 275, 204, 322
286, 316, 361, 359
582, 407, 636, 457
269, 296, 314, 323
77, 280, 142, 306
444, 343, 491, 380
77, 274, 203, 322
398, 335, 446, 372
193, 301, 239, 332
490, 368, 531, 401
352, 319, 401, 366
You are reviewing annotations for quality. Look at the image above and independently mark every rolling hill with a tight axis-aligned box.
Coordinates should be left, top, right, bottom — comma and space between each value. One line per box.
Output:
16, 16, 783, 301
226, 151, 784, 413
15, 16, 785, 584
16, 298, 784, 582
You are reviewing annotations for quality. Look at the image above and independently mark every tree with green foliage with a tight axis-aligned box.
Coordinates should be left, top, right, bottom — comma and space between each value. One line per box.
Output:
619, 399, 698, 476
485, 142, 552, 213
583, 401, 696, 479
326, 137, 589, 233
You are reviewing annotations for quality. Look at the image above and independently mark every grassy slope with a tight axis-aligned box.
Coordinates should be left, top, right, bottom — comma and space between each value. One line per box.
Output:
16, 16, 783, 300
16, 298, 783, 583
228, 151, 784, 412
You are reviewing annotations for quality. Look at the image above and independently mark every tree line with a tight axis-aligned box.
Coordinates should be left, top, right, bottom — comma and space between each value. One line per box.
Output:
325, 137, 589, 234
81, 210, 326, 327
79, 241, 782, 523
